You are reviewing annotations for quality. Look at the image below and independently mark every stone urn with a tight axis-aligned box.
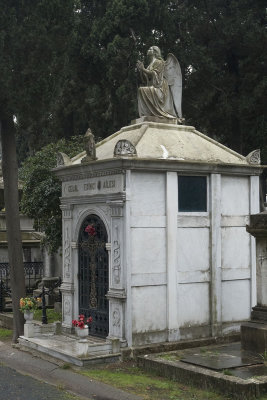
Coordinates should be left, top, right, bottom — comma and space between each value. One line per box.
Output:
24, 311, 34, 324
75, 326, 89, 338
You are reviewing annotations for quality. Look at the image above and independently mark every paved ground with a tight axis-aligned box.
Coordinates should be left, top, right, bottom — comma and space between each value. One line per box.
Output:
0, 340, 142, 400
0, 364, 80, 400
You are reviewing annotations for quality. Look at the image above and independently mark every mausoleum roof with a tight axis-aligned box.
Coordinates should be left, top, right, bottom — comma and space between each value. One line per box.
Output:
69, 121, 258, 167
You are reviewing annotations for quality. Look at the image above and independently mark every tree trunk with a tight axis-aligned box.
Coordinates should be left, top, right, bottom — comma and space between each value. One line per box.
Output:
0, 117, 26, 342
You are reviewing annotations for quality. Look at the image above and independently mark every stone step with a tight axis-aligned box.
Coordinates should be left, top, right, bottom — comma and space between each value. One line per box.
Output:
18, 334, 119, 367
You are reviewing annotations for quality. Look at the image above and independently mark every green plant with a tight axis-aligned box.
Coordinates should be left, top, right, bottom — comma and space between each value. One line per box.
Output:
61, 363, 71, 370
259, 350, 267, 363
19, 137, 84, 254
159, 353, 181, 362
222, 369, 233, 376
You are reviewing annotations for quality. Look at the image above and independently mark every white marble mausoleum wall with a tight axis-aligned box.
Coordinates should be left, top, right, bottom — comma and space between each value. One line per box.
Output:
128, 171, 259, 345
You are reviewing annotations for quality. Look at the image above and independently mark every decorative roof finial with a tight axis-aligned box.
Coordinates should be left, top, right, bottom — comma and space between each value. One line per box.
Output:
81, 128, 97, 163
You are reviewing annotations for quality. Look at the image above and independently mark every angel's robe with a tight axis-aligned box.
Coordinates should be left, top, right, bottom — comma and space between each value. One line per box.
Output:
137, 58, 176, 119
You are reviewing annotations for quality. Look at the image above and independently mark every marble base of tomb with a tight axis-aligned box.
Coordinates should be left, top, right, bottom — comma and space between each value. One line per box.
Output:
251, 305, 267, 322
241, 321, 267, 353
241, 212, 267, 353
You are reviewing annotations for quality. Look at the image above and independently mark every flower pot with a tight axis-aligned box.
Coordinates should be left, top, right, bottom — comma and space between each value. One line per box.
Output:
24, 311, 34, 324
75, 326, 89, 338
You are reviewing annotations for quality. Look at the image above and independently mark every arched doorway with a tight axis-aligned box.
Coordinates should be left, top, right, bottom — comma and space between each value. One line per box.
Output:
78, 214, 109, 337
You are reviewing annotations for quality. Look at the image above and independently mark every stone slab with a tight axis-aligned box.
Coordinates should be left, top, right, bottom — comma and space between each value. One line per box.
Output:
18, 333, 116, 366
180, 344, 263, 370
231, 365, 267, 380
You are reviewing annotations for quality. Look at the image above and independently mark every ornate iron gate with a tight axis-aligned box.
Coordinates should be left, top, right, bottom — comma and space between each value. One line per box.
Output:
78, 214, 109, 337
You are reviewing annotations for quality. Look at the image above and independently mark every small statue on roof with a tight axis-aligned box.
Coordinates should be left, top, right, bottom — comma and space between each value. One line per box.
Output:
81, 128, 97, 163
136, 46, 183, 123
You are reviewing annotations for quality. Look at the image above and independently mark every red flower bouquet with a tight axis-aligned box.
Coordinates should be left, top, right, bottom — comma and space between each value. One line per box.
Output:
72, 314, 93, 329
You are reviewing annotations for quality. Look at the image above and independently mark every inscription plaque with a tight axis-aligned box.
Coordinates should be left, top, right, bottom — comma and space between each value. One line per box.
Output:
63, 174, 123, 197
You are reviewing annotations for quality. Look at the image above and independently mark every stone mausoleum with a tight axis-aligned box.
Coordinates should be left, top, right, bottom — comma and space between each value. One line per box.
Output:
55, 118, 262, 348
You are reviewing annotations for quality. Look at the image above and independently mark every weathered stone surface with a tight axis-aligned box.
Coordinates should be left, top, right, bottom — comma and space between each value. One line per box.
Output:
231, 364, 267, 380
246, 211, 267, 233
251, 306, 267, 322
181, 342, 262, 370
131, 116, 177, 125
70, 122, 254, 165
246, 149, 261, 165
81, 128, 97, 163
241, 322, 267, 353
57, 152, 71, 167
114, 139, 137, 157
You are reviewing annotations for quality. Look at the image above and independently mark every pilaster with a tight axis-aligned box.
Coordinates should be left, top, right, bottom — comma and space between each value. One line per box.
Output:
166, 172, 179, 341
61, 282, 75, 328
60, 204, 74, 328
210, 174, 222, 336
60, 204, 73, 281
106, 200, 126, 341
250, 175, 259, 308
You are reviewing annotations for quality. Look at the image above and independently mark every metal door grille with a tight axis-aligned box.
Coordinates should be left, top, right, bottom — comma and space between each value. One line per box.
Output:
78, 214, 109, 337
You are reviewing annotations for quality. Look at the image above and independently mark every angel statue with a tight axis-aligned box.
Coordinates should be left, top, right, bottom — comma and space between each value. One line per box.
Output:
136, 46, 183, 122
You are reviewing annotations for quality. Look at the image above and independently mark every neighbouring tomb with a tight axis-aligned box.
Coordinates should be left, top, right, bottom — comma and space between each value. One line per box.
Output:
0, 171, 42, 265
0, 163, 43, 308
54, 47, 262, 349
241, 213, 267, 353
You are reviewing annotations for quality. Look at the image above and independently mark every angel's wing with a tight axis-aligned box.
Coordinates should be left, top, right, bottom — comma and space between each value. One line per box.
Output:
164, 53, 182, 118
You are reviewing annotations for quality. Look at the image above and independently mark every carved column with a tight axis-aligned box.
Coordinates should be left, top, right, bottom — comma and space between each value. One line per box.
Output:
106, 201, 126, 342
60, 204, 75, 329
71, 240, 79, 319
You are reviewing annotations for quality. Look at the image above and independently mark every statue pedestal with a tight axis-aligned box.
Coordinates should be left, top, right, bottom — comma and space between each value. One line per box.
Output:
131, 116, 178, 125
241, 212, 267, 353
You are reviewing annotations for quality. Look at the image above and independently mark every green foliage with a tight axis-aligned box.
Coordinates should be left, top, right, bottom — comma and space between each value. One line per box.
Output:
1, 1, 266, 161
0, 329, 12, 338
48, 0, 266, 159
260, 350, 267, 363
175, 0, 267, 156
50, 0, 183, 140
19, 137, 83, 253
33, 308, 62, 323
61, 363, 71, 370
0, 0, 76, 161
222, 369, 234, 376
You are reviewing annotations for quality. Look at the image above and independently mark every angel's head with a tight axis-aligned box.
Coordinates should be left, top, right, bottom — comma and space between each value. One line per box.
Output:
147, 46, 162, 60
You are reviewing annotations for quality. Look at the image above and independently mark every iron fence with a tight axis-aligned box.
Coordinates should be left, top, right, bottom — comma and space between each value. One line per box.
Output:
0, 262, 43, 294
